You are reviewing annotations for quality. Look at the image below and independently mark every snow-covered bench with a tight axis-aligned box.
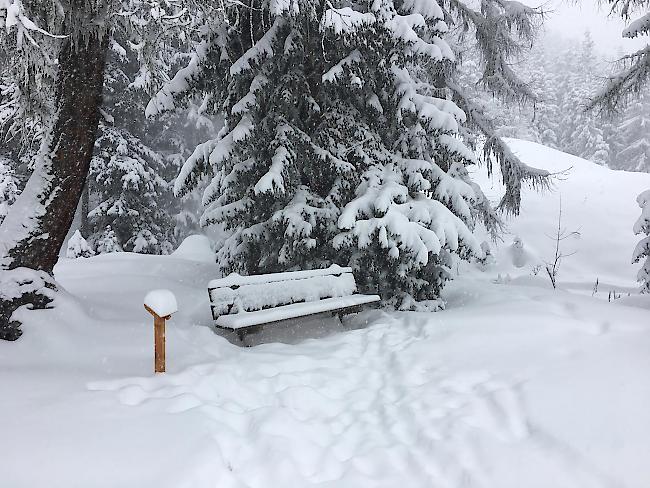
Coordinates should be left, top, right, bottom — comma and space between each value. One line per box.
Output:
208, 265, 380, 343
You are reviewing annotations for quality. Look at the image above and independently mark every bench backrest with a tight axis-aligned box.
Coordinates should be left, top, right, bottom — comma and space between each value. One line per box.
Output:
208, 265, 358, 319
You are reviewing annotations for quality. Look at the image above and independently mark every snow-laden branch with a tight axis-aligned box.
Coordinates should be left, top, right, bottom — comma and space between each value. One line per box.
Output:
449, 82, 551, 215
588, 0, 649, 113
442, 0, 544, 104
589, 45, 650, 113
1, 0, 63, 40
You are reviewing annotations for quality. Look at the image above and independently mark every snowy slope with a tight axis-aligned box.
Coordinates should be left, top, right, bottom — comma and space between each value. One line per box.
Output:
0, 141, 649, 488
473, 138, 650, 291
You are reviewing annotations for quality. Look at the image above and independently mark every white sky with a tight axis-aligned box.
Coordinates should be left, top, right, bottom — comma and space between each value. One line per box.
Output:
523, 0, 646, 55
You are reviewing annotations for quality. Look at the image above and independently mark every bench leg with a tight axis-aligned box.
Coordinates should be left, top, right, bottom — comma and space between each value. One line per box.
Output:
236, 329, 249, 347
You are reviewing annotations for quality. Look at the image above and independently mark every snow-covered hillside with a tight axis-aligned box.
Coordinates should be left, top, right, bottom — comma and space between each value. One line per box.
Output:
474, 139, 650, 292
0, 142, 648, 488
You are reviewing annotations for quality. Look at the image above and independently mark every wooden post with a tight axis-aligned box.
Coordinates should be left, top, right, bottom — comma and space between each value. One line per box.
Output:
144, 305, 170, 373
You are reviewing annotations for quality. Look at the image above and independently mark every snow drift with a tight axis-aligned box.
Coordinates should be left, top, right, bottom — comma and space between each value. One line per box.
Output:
474, 138, 650, 291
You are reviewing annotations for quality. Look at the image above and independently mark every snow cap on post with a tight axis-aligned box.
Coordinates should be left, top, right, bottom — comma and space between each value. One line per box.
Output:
144, 289, 178, 318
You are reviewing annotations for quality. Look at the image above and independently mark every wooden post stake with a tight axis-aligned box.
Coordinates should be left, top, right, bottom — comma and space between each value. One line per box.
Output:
144, 305, 170, 373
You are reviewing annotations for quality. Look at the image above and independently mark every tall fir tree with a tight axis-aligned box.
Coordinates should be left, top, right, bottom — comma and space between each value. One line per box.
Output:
527, 43, 561, 149
89, 125, 176, 254
162, 102, 219, 242
556, 33, 612, 165
88, 38, 179, 254
158, 0, 548, 309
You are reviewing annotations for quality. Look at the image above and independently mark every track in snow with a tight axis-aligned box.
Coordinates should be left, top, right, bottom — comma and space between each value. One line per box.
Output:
89, 313, 620, 488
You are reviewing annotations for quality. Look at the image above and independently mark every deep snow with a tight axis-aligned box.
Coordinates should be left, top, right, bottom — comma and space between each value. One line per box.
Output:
0, 140, 649, 488
473, 139, 650, 293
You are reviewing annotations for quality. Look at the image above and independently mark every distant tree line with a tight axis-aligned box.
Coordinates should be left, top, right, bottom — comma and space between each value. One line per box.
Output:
458, 32, 650, 173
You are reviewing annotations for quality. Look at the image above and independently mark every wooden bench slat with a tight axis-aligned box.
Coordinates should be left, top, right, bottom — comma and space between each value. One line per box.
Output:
208, 264, 351, 289
215, 294, 380, 330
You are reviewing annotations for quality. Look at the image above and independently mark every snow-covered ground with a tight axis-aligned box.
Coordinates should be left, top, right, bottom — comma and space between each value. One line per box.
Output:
474, 139, 650, 295
1, 140, 649, 488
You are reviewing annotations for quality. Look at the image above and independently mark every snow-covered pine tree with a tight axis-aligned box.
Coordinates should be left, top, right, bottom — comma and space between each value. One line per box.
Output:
66, 230, 95, 259
90, 125, 176, 254
162, 101, 219, 243
171, 151, 209, 242
568, 115, 611, 165
94, 226, 123, 254
555, 33, 613, 165
85, 27, 215, 255
88, 38, 179, 254
585, 127, 611, 166
0, 62, 47, 166
527, 44, 562, 149
633, 190, 650, 293
161, 0, 549, 309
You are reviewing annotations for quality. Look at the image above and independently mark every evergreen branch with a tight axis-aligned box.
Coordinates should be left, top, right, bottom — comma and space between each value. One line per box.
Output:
449, 82, 550, 215
588, 45, 650, 113
442, 0, 545, 104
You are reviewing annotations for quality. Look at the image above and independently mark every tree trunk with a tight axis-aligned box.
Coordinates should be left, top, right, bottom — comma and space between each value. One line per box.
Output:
0, 27, 109, 340
0, 33, 109, 274
80, 180, 90, 237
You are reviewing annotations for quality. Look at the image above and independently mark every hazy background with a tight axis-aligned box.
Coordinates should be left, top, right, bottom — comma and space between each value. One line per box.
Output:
524, 0, 646, 55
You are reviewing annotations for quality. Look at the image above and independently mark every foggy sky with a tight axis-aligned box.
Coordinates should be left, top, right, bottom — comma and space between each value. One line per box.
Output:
524, 0, 646, 55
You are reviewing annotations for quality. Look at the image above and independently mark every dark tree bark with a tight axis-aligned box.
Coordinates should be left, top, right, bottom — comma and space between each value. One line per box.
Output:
0, 25, 109, 340
3, 35, 108, 272
80, 180, 90, 237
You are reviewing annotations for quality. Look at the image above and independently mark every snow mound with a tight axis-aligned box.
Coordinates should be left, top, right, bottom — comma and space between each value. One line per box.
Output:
506, 235, 533, 268
170, 234, 214, 263
474, 139, 650, 290
210, 270, 357, 316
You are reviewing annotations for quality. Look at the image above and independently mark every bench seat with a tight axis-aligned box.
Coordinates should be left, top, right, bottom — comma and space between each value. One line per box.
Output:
215, 293, 380, 330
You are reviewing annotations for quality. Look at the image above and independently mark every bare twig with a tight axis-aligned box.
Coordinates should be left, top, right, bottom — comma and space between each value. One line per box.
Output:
544, 196, 580, 289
